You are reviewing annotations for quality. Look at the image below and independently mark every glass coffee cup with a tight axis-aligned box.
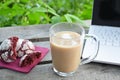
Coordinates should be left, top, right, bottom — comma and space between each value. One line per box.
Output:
49, 22, 99, 77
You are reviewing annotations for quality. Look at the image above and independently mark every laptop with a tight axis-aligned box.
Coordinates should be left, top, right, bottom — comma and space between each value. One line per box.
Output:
83, 0, 120, 65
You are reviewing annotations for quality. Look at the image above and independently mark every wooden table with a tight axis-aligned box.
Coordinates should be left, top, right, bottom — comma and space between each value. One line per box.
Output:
0, 21, 120, 80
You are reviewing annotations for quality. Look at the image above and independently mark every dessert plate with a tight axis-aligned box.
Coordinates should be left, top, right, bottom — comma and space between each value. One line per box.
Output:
0, 46, 49, 73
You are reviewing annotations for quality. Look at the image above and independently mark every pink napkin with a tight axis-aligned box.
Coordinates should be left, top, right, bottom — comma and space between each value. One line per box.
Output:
0, 46, 49, 73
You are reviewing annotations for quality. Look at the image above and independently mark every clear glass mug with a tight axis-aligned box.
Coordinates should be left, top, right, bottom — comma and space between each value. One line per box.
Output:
49, 22, 99, 77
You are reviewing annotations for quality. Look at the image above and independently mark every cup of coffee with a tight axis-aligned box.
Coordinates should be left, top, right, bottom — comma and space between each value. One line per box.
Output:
49, 22, 99, 77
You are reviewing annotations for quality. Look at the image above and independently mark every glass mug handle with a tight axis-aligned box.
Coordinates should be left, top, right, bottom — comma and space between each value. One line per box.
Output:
81, 34, 100, 65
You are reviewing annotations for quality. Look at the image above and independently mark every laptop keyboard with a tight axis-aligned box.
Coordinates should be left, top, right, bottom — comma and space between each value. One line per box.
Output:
89, 25, 120, 47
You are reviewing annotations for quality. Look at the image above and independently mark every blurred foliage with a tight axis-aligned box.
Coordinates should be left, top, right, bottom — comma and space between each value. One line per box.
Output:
0, 0, 93, 27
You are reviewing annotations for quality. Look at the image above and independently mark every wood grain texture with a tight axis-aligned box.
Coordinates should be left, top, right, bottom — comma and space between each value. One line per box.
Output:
0, 63, 120, 80
0, 24, 51, 42
1, 20, 120, 80
0, 20, 90, 42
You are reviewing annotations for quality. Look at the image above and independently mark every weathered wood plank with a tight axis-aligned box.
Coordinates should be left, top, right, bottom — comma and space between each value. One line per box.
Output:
0, 24, 51, 42
1, 20, 120, 80
0, 63, 120, 80
0, 20, 90, 42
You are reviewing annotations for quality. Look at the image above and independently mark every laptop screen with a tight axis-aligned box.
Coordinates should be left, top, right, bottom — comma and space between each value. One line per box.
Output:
92, 0, 120, 27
